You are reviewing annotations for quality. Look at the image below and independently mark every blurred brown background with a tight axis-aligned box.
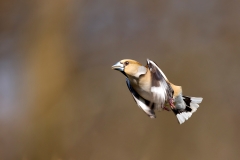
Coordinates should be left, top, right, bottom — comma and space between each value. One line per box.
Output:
0, 0, 240, 160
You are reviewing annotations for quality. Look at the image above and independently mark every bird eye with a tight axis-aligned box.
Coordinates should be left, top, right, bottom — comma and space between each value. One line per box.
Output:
124, 61, 129, 66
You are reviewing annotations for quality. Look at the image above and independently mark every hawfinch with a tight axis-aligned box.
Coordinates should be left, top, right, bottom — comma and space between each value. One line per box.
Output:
112, 59, 203, 124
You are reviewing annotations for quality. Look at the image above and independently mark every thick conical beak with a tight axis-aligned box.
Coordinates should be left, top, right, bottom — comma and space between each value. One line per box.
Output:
111, 61, 124, 71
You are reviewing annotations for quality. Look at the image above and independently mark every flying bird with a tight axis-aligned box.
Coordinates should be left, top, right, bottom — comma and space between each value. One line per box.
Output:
112, 59, 203, 124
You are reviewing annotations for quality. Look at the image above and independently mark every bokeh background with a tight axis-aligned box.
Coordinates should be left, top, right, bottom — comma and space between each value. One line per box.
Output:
0, 0, 240, 159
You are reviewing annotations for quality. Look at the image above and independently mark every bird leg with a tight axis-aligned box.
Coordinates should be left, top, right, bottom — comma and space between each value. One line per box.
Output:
169, 98, 176, 109
163, 106, 170, 111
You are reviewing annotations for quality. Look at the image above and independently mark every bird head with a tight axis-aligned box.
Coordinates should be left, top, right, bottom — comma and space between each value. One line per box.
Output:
112, 59, 147, 78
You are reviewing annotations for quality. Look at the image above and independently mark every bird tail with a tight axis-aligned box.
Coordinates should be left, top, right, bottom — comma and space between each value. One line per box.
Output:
174, 96, 203, 124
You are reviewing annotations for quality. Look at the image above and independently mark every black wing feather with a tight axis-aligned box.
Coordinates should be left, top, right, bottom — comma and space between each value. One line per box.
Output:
147, 59, 174, 108
126, 78, 156, 118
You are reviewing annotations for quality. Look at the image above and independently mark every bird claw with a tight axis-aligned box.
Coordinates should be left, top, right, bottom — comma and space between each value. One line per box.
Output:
169, 99, 176, 109
163, 106, 170, 111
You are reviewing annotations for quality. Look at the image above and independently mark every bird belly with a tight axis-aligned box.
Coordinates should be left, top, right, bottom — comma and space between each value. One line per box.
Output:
131, 82, 153, 102
136, 88, 152, 101
134, 86, 167, 105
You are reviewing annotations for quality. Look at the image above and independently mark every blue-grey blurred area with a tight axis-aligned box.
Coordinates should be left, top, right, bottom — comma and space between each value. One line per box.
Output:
0, 0, 240, 159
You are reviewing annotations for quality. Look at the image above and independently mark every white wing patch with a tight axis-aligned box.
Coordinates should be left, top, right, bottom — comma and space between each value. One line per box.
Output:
151, 82, 166, 106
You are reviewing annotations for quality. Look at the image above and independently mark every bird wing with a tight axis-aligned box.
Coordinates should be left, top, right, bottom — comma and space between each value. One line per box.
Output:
146, 59, 174, 109
126, 78, 156, 118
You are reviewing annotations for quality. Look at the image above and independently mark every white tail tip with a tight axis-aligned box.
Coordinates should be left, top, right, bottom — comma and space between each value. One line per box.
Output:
176, 96, 203, 124
176, 112, 193, 124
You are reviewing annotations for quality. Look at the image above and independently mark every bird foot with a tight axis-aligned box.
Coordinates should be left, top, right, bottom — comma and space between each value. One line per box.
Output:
169, 99, 176, 109
163, 106, 170, 111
